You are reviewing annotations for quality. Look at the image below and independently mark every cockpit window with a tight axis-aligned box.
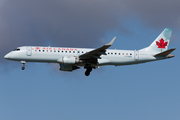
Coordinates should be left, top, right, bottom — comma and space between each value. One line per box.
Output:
14, 48, 20, 51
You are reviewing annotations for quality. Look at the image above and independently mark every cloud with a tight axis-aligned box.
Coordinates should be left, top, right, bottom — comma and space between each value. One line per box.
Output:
122, 0, 180, 28
0, 0, 179, 64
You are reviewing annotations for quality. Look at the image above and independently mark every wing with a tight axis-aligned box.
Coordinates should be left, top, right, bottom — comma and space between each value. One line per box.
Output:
79, 37, 116, 61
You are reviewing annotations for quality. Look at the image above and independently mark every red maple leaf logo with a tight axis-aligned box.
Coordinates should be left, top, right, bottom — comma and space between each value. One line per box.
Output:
156, 38, 168, 49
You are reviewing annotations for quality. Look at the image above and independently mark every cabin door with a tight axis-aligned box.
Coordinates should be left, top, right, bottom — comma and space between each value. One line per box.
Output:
26, 47, 32, 56
134, 50, 139, 60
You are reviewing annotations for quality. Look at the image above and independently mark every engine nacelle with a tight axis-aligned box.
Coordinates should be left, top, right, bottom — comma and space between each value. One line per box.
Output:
62, 56, 79, 64
59, 64, 79, 71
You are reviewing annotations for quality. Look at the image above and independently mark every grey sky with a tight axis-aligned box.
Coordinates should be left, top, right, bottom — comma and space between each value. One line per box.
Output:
0, 0, 179, 63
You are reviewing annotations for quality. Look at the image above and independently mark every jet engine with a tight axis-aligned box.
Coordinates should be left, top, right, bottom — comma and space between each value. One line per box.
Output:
62, 56, 79, 64
59, 64, 80, 71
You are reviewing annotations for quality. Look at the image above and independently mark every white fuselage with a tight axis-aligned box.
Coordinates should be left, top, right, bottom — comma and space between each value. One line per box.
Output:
4, 46, 162, 66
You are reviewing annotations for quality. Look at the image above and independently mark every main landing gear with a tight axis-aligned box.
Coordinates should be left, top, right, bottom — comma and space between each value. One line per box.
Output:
85, 67, 92, 76
21, 61, 26, 70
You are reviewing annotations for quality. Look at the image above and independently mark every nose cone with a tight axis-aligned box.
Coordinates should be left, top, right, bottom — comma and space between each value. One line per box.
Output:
4, 53, 11, 59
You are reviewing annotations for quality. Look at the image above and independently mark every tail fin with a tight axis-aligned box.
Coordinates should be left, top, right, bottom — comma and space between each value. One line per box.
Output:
140, 28, 172, 54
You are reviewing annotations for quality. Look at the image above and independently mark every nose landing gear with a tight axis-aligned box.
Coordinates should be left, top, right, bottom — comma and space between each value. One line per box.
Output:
21, 61, 26, 70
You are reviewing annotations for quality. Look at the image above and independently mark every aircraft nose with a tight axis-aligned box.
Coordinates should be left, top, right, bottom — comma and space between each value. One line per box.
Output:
4, 53, 11, 59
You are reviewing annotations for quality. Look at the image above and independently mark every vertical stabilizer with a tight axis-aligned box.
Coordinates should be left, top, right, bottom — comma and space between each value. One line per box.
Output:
140, 28, 172, 54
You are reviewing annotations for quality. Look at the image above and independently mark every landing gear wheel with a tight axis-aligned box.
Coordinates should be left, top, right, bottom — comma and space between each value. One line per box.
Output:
85, 71, 90, 76
85, 67, 92, 76
21, 61, 26, 70
22, 67, 25, 70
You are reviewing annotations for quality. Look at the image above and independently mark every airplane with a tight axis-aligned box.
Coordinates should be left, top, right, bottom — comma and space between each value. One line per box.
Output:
4, 28, 176, 76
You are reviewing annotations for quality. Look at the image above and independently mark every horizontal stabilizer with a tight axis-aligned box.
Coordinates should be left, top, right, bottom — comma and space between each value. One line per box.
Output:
154, 48, 176, 57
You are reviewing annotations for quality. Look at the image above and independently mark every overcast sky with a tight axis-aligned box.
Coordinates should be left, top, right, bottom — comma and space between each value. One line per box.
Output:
0, 0, 180, 120
0, 0, 180, 63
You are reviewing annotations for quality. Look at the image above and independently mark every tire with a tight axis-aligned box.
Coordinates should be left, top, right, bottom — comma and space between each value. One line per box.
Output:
22, 67, 25, 70
85, 71, 90, 76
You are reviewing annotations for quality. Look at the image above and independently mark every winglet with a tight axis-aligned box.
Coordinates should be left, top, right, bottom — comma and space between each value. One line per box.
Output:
105, 37, 116, 46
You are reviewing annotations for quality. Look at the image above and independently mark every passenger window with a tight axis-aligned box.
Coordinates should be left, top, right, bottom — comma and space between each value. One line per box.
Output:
50, 50, 52, 52
126, 53, 128, 55
122, 53, 124, 55
39, 50, 41, 52
119, 53, 120, 55
54, 50, 56, 52
58, 51, 60, 52
69, 51, 71, 53
65, 51, 67, 53
111, 53, 113, 55
130, 53, 132, 55
62, 51, 63, 53
46, 50, 48, 52
73, 51, 75, 53
43, 50, 44, 52
115, 53, 117, 55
